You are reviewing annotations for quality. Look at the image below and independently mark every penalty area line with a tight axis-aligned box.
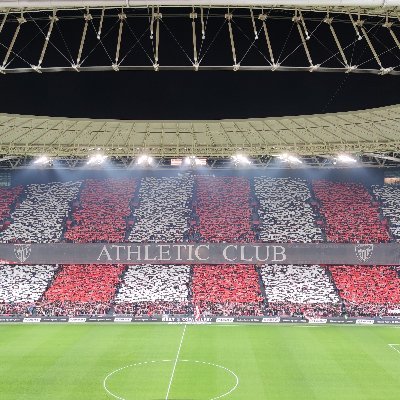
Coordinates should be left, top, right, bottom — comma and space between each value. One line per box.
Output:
165, 324, 187, 400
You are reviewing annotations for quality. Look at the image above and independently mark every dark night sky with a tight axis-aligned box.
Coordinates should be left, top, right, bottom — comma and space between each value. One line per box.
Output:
0, 8, 399, 120
0, 70, 399, 120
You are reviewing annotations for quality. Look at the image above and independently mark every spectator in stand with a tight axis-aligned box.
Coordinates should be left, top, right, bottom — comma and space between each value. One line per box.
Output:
312, 180, 390, 243
128, 176, 193, 243
64, 178, 136, 243
372, 185, 400, 241
330, 265, 400, 317
261, 264, 341, 317
254, 177, 323, 243
194, 177, 254, 243
0, 181, 81, 243
192, 265, 264, 316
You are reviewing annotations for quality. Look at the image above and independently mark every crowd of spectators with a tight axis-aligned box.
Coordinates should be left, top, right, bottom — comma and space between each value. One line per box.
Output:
128, 176, 193, 242
0, 264, 57, 302
64, 179, 136, 242
43, 264, 124, 302
0, 186, 23, 230
194, 177, 254, 242
261, 264, 340, 304
114, 300, 192, 315
330, 265, 400, 316
115, 264, 190, 303
264, 302, 342, 317
312, 180, 390, 243
192, 265, 264, 315
254, 178, 323, 243
0, 181, 81, 243
35, 300, 111, 316
0, 302, 33, 316
373, 185, 400, 241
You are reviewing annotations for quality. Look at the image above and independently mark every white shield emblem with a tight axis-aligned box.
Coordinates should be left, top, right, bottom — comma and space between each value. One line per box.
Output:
354, 244, 374, 263
14, 244, 32, 263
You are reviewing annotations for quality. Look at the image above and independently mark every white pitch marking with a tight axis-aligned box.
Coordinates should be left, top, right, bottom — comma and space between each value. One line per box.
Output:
165, 324, 187, 400
388, 344, 400, 355
103, 360, 172, 400
180, 359, 239, 400
103, 359, 239, 400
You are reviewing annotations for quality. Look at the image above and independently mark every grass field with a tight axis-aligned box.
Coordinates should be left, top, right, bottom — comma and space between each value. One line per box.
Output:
1, 324, 400, 399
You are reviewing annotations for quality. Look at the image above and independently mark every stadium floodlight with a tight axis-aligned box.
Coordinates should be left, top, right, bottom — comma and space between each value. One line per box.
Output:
87, 154, 107, 165
183, 156, 207, 167
232, 154, 251, 166
337, 154, 357, 163
33, 156, 51, 165
136, 155, 154, 166
278, 153, 302, 164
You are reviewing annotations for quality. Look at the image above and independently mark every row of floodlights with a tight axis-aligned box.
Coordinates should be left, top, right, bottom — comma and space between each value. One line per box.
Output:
32, 154, 252, 166
32, 153, 357, 166
277, 153, 357, 164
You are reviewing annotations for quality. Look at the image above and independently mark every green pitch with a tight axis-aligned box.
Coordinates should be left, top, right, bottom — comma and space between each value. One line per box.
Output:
1, 324, 400, 399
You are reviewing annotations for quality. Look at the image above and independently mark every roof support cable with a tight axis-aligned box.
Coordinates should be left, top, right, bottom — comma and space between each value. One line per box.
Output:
383, 15, 400, 52
0, 9, 10, 34
154, 8, 161, 71
33, 8, 58, 73
259, 13, 278, 70
299, 10, 310, 40
250, 7, 258, 40
150, 6, 154, 40
324, 12, 355, 72
348, 12, 363, 41
293, 10, 318, 72
113, 9, 126, 71
359, 23, 391, 74
1, 12, 26, 73
225, 11, 239, 71
74, 7, 92, 70
200, 7, 205, 40
97, 6, 105, 40
190, 7, 199, 70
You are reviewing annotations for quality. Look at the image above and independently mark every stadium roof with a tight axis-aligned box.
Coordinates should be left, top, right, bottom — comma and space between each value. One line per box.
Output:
0, 103, 399, 159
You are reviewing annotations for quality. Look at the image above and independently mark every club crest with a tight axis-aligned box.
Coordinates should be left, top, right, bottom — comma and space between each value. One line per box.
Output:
14, 244, 32, 263
354, 244, 374, 263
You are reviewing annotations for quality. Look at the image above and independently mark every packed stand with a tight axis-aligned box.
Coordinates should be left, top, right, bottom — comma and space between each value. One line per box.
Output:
128, 176, 193, 242
254, 177, 323, 243
330, 265, 400, 316
64, 178, 136, 243
261, 264, 341, 317
0, 264, 57, 304
192, 265, 264, 315
0, 186, 23, 231
42, 264, 125, 315
312, 180, 390, 243
194, 177, 254, 242
0, 181, 81, 243
114, 264, 191, 315
372, 185, 400, 241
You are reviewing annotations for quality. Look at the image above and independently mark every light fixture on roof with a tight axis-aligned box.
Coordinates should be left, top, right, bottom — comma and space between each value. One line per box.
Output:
278, 153, 302, 164
87, 153, 107, 165
337, 154, 357, 163
136, 154, 154, 166
183, 156, 207, 167
232, 154, 251, 166
33, 156, 52, 166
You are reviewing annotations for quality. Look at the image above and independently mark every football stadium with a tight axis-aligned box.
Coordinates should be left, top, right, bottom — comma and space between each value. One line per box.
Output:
1, 1, 400, 399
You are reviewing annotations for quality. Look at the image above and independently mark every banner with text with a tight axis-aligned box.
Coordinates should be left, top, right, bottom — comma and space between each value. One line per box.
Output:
1, 242, 400, 265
